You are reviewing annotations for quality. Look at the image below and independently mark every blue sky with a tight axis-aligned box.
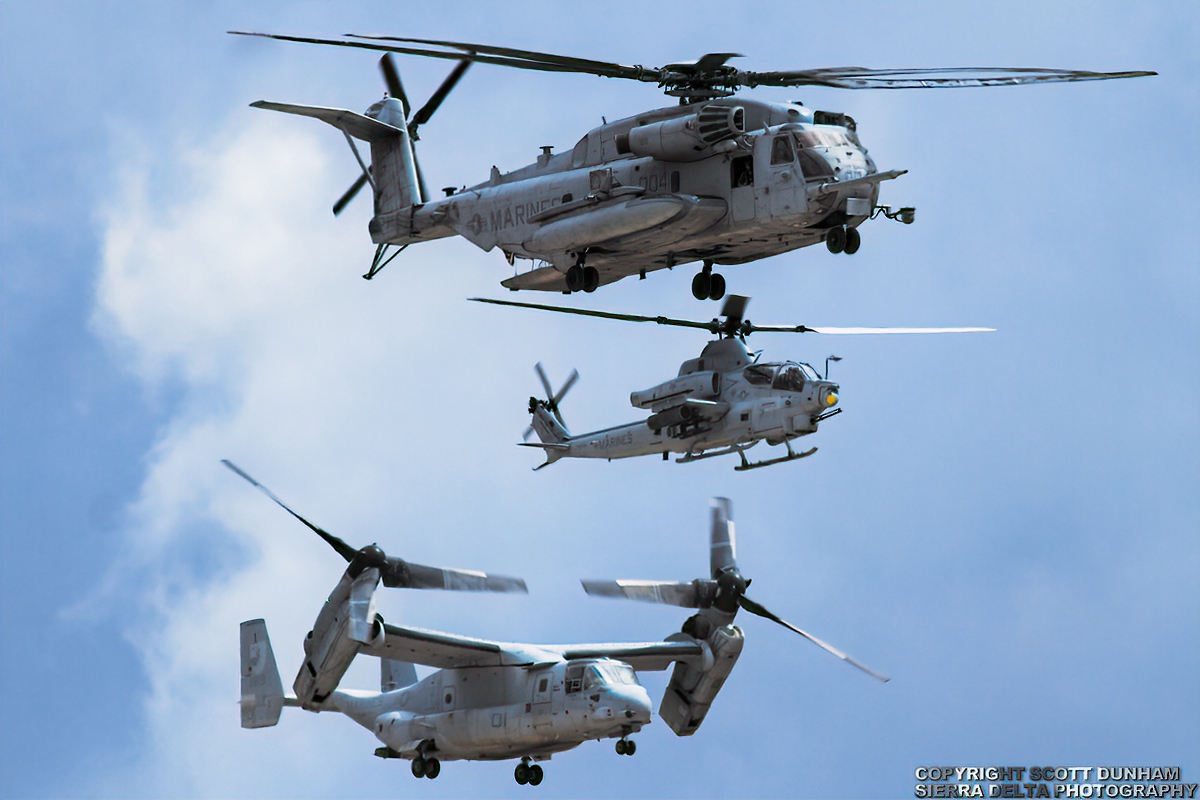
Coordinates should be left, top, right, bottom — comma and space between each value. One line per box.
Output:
1, 2, 1196, 797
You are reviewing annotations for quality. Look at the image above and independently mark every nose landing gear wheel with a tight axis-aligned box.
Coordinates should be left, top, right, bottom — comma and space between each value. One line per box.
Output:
691, 271, 710, 300
411, 757, 427, 779
423, 758, 441, 779
843, 226, 861, 255
582, 266, 599, 293
616, 738, 637, 755
515, 761, 530, 785
528, 764, 544, 785
825, 226, 847, 254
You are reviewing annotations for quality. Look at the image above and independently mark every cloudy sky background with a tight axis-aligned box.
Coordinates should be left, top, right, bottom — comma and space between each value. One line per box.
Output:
2, 2, 1197, 797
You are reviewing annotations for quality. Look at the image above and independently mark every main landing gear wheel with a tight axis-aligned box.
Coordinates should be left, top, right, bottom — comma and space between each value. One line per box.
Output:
843, 225, 861, 254
565, 265, 584, 293
825, 226, 847, 254
691, 263, 726, 301
582, 265, 599, 293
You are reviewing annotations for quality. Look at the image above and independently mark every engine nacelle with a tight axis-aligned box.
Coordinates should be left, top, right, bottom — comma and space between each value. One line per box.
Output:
624, 105, 745, 162
631, 371, 721, 411
658, 623, 744, 736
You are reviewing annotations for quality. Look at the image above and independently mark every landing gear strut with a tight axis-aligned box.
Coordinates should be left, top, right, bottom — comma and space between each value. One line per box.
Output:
826, 225, 861, 255
514, 757, 544, 785
615, 738, 637, 756
691, 261, 726, 301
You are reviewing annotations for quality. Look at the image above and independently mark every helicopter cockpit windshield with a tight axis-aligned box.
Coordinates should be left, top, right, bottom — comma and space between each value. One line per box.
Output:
772, 362, 821, 393
576, 661, 640, 692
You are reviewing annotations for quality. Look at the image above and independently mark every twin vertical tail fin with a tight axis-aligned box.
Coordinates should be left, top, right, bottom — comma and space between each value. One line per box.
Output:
240, 619, 286, 728
381, 659, 419, 692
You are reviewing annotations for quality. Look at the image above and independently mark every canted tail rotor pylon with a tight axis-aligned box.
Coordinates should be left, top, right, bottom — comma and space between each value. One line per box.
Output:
583, 498, 889, 683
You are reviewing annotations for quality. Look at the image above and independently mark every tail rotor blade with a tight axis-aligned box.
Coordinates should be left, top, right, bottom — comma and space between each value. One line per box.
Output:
534, 362, 555, 401
552, 369, 579, 407
411, 58, 472, 128
739, 594, 889, 683
710, 497, 737, 578
378, 53, 410, 116
221, 460, 358, 563
332, 171, 369, 216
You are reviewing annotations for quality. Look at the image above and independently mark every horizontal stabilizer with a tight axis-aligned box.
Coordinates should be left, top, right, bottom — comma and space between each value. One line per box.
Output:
517, 441, 570, 451
250, 101, 402, 142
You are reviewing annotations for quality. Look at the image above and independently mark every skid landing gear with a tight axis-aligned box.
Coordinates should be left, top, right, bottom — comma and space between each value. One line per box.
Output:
691, 261, 726, 301
615, 738, 637, 756
825, 225, 861, 255
514, 758, 544, 786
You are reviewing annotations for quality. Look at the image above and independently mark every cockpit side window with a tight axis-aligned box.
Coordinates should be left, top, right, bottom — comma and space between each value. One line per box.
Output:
770, 135, 796, 165
743, 364, 776, 386
583, 665, 604, 691
772, 365, 807, 392
565, 664, 584, 694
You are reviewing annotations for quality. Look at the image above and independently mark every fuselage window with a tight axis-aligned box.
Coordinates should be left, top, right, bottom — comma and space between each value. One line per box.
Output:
538, 678, 548, 693
670, 171, 680, 192
770, 135, 795, 165
731, 155, 754, 188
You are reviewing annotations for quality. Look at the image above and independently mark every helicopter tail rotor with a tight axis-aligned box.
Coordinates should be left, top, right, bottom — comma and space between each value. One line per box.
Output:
524, 362, 578, 439
331, 52, 472, 215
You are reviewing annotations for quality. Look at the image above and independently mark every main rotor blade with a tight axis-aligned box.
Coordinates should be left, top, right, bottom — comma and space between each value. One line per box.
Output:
230, 32, 651, 82
221, 460, 358, 563
387, 559, 528, 593
348, 34, 650, 81
471, 298, 718, 333
747, 325, 995, 335
743, 65, 1156, 90
378, 54, 410, 116
710, 497, 737, 578
410, 58, 472, 129
739, 595, 889, 683
582, 579, 717, 609
332, 172, 369, 216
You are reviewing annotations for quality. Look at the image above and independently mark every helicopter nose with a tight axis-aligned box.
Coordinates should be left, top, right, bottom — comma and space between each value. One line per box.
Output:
610, 685, 653, 725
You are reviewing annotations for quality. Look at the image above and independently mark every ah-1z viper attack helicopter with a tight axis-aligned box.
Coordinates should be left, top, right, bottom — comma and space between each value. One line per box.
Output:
471, 295, 992, 470
228, 461, 885, 785
232, 31, 1153, 300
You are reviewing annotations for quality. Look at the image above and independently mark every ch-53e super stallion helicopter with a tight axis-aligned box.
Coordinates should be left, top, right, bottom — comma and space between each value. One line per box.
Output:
228, 462, 885, 786
231, 31, 1152, 300
471, 295, 992, 470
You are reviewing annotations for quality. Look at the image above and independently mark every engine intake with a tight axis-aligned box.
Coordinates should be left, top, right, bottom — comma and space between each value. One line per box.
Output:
626, 105, 745, 162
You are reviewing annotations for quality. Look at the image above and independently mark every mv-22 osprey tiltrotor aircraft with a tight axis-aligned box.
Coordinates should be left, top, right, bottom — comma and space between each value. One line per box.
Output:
231, 31, 1153, 300
471, 295, 992, 471
228, 462, 886, 786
